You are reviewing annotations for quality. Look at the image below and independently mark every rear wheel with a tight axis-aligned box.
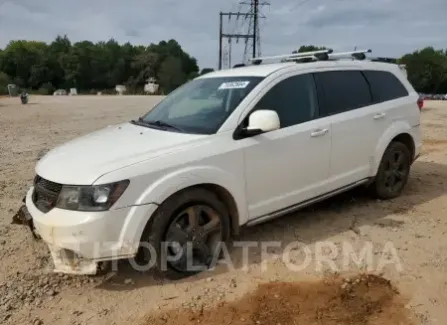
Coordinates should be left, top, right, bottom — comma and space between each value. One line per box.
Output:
370, 141, 411, 199
141, 188, 230, 279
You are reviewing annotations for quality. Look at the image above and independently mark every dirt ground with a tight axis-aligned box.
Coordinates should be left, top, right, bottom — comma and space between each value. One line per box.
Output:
0, 96, 446, 325
143, 274, 415, 325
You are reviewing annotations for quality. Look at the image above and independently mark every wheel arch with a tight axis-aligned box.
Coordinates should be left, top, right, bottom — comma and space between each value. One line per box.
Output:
138, 183, 242, 247
200, 183, 240, 236
136, 166, 246, 243
391, 133, 415, 160
373, 123, 415, 176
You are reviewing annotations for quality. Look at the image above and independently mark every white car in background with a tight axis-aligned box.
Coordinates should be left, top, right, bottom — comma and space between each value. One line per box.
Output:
53, 89, 67, 96
23, 49, 422, 277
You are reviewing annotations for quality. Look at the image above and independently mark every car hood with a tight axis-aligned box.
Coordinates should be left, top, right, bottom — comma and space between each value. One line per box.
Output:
36, 122, 207, 185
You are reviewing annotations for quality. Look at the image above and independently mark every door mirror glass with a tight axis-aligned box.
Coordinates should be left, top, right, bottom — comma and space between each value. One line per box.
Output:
247, 109, 280, 132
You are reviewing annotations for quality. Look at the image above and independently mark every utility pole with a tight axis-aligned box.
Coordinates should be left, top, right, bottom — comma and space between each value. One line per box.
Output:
219, 12, 223, 70
217, 1, 269, 70
218, 11, 255, 70
229, 39, 233, 68
241, 0, 269, 62
252, 0, 258, 59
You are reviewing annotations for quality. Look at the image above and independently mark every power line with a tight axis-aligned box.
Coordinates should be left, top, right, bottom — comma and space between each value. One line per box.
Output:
218, 11, 256, 69
218, 0, 269, 69
243, 13, 253, 63
241, 0, 270, 62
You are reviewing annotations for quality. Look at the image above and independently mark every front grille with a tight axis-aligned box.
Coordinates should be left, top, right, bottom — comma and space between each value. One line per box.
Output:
32, 175, 63, 213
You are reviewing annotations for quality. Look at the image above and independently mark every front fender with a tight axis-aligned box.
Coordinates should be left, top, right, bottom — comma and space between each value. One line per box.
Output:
372, 121, 412, 176
136, 166, 248, 226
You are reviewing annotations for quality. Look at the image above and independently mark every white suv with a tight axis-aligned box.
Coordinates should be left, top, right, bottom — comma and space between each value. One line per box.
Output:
24, 50, 422, 277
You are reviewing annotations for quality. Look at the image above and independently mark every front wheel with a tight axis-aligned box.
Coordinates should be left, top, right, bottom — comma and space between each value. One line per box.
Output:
141, 188, 230, 279
370, 141, 411, 199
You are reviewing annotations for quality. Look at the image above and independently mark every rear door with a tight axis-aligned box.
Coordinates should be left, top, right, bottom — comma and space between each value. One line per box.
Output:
313, 70, 376, 191
363, 69, 412, 128
363, 69, 418, 161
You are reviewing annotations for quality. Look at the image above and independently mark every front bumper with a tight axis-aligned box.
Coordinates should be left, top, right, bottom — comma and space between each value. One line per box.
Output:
25, 187, 158, 274
12, 198, 40, 239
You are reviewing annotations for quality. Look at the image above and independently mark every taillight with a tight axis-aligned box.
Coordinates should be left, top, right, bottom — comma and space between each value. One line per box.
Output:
417, 98, 423, 110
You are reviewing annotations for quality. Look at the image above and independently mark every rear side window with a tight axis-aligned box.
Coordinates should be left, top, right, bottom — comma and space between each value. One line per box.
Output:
314, 70, 372, 117
363, 70, 409, 103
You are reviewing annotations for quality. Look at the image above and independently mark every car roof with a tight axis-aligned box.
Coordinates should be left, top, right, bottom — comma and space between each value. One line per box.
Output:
199, 60, 401, 78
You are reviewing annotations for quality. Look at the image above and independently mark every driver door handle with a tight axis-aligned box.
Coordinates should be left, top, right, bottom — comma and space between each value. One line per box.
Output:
310, 128, 329, 137
373, 112, 386, 120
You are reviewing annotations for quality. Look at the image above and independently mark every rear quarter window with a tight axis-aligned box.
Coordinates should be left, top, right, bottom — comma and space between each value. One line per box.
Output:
363, 70, 409, 103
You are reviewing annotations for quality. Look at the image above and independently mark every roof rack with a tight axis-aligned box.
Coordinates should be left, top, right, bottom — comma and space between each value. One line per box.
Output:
248, 49, 333, 65
244, 49, 373, 66
369, 57, 398, 64
232, 49, 405, 69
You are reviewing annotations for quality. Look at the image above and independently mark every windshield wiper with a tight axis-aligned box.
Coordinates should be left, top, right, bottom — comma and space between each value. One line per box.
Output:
132, 117, 184, 132
146, 120, 184, 132
130, 117, 151, 128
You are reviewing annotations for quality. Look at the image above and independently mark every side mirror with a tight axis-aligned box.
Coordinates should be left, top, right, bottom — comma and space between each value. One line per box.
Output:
244, 110, 280, 136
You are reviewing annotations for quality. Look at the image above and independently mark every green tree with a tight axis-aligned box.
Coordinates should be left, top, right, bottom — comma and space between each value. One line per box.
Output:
2, 36, 446, 96
0, 40, 48, 87
131, 50, 159, 86
0, 71, 11, 95
37, 82, 55, 95
200, 68, 215, 75
158, 56, 186, 94
0, 36, 199, 94
294, 45, 331, 53
48, 35, 71, 88
400, 47, 447, 93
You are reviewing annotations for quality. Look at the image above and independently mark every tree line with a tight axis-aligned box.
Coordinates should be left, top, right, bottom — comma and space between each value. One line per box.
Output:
0, 36, 214, 95
1, 37, 446, 96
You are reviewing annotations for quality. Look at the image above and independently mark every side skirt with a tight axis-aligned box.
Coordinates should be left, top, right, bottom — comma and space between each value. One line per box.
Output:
245, 179, 370, 227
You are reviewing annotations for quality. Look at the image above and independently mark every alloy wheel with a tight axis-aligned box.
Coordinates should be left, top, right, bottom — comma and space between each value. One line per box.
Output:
164, 205, 223, 272
383, 149, 409, 194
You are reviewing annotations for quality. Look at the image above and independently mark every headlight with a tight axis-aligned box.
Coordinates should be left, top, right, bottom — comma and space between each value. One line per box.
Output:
55, 180, 130, 211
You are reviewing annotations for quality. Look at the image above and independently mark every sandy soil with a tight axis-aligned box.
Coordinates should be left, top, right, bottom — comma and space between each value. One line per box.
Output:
0, 96, 446, 325
144, 274, 415, 325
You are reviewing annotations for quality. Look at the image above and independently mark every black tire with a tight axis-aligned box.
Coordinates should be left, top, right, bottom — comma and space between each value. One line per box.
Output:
140, 187, 230, 280
370, 141, 411, 199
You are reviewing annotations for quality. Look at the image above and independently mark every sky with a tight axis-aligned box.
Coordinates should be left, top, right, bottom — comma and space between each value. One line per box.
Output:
0, 0, 446, 69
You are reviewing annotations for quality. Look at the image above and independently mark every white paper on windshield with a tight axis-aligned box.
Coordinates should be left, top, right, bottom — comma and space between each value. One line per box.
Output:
218, 81, 250, 90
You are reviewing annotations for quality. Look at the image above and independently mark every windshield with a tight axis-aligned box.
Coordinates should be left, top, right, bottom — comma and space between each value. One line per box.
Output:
139, 76, 264, 134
